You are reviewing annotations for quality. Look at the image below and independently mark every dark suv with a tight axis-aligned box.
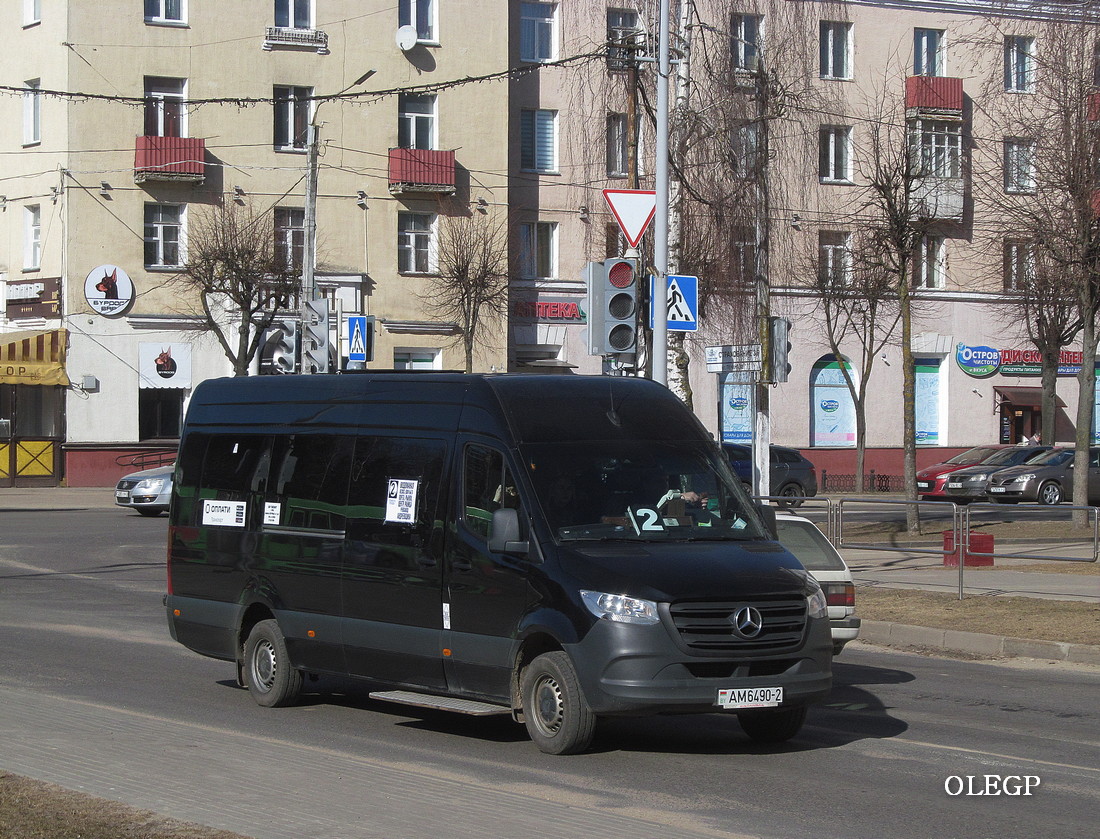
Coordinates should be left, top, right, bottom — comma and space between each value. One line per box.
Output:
723, 444, 818, 505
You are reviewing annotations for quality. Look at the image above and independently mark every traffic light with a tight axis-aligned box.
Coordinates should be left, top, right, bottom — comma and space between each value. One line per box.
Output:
769, 316, 792, 383
586, 258, 638, 356
269, 320, 297, 374
302, 299, 330, 374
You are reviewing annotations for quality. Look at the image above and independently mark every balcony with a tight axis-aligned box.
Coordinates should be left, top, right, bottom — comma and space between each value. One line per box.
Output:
388, 148, 457, 195
263, 26, 329, 54
905, 76, 964, 116
913, 177, 964, 221
134, 136, 205, 184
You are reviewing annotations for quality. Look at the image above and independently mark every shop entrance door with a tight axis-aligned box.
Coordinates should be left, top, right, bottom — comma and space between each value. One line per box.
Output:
0, 385, 64, 487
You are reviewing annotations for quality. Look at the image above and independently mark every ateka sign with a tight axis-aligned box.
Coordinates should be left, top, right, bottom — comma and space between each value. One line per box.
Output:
956, 342, 1092, 378
512, 298, 585, 323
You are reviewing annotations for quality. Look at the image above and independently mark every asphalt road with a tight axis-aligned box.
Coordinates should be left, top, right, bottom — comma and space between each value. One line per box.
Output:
1, 507, 1098, 839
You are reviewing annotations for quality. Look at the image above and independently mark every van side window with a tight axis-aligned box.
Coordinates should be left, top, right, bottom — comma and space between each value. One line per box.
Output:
463, 445, 520, 540
200, 434, 270, 499
347, 436, 447, 537
269, 435, 353, 531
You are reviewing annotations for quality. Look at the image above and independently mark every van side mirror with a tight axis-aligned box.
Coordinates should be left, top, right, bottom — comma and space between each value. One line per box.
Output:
756, 503, 778, 540
489, 508, 530, 554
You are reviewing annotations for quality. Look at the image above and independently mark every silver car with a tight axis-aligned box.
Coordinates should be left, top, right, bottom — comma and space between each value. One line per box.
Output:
114, 463, 175, 516
987, 448, 1100, 505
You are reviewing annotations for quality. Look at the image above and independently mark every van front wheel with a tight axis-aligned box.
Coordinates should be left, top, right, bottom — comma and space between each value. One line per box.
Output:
521, 652, 595, 755
243, 619, 302, 708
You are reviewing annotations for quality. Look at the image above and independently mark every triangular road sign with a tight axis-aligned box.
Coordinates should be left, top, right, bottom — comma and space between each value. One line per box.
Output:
603, 189, 657, 248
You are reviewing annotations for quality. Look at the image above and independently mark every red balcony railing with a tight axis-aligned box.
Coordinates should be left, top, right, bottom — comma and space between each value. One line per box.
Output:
388, 148, 456, 195
134, 136, 205, 183
905, 76, 964, 112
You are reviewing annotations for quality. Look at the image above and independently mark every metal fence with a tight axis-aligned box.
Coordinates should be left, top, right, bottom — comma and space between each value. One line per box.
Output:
755, 494, 1098, 599
820, 471, 905, 492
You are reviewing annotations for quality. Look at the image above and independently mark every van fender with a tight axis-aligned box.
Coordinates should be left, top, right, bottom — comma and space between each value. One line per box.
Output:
509, 608, 586, 718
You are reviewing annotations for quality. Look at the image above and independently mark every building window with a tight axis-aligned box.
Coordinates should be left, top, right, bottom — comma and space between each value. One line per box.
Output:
394, 348, 440, 369
818, 231, 851, 286
274, 207, 305, 272
145, 0, 184, 24
139, 389, 183, 440
144, 204, 183, 268
819, 125, 851, 183
608, 8, 640, 71
399, 0, 435, 41
520, 2, 556, 63
1004, 139, 1035, 193
811, 356, 856, 447
398, 93, 436, 150
520, 109, 557, 172
1004, 240, 1034, 291
519, 221, 557, 279
914, 28, 944, 76
819, 21, 851, 80
1005, 36, 1034, 92
731, 13, 762, 72
144, 77, 186, 137
398, 212, 435, 274
731, 121, 760, 179
911, 119, 961, 178
606, 113, 628, 178
274, 85, 311, 151
275, 0, 311, 29
23, 79, 40, 146
915, 234, 945, 289
24, 205, 41, 271
24, 0, 41, 26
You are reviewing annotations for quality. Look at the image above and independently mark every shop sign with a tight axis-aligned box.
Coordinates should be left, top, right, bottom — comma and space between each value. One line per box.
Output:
138, 342, 192, 389
956, 342, 1092, 378
5, 277, 60, 318
84, 265, 135, 317
512, 298, 585, 323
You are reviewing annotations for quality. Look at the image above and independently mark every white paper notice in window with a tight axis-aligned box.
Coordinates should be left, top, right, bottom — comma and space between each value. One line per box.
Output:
385, 478, 419, 524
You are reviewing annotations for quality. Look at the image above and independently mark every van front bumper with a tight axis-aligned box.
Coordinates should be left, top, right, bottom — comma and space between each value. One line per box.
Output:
566, 614, 833, 716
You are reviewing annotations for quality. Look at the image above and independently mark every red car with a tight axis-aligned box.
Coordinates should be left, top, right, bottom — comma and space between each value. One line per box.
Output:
916, 445, 1011, 500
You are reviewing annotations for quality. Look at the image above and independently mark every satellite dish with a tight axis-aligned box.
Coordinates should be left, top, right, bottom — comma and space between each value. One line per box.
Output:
395, 25, 418, 51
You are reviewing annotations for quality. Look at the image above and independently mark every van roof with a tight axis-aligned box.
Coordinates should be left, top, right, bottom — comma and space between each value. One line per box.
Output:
184, 373, 710, 445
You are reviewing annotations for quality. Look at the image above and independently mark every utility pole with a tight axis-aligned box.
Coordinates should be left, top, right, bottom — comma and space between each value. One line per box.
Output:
752, 64, 772, 498
652, 0, 671, 386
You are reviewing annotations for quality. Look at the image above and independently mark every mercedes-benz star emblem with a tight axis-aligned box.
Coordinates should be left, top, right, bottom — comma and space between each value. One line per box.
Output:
733, 606, 764, 638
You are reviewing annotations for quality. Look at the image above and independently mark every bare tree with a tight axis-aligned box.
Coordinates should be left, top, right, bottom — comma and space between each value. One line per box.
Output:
421, 206, 510, 373
973, 9, 1100, 524
169, 201, 299, 377
801, 239, 902, 491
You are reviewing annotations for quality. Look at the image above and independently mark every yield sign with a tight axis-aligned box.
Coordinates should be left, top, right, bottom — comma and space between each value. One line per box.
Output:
603, 189, 657, 248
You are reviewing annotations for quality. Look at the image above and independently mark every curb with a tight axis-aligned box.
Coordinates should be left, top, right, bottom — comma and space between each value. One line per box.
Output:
859, 620, 1100, 665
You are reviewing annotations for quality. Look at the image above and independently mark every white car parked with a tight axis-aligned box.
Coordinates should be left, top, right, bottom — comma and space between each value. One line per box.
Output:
114, 463, 174, 516
774, 512, 860, 655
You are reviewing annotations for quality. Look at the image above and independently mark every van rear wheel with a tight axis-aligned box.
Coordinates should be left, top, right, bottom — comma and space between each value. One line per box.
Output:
521, 652, 595, 755
243, 619, 302, 708
737, 706, 807, 743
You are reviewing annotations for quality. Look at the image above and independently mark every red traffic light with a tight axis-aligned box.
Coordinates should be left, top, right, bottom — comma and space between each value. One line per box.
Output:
607, 260, 635, 288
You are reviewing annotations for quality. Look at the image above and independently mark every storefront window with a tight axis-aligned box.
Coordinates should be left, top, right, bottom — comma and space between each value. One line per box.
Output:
915, 357, 942, 445
810, 356, 855, 447
139, 388, 183, 440
12, 385, 62, 437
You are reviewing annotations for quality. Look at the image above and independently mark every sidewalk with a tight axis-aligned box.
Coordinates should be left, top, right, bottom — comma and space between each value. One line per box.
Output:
3, 487, 1098, 664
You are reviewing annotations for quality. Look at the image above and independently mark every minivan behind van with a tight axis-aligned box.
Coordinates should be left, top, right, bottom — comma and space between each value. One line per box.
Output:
165, 373, 832, 754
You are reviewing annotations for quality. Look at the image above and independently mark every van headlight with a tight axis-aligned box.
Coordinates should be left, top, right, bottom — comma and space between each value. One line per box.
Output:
790, 570, 829, 619
580, 590, 660, 625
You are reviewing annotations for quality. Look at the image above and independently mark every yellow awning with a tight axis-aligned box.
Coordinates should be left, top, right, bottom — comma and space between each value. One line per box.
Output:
0, 329, 70, 386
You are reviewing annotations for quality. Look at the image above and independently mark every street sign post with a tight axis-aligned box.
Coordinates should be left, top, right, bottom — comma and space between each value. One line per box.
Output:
706, 344, 762, 374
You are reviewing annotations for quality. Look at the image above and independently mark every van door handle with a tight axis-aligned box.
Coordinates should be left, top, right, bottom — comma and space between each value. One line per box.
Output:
452, 558, 473, 572
416, 555, 437, 568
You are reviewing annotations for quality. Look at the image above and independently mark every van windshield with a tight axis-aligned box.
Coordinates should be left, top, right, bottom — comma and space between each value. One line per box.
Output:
523, 441, 769, 542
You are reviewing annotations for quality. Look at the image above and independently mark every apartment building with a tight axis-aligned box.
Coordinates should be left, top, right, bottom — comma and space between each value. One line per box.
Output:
1, 0, 510, 485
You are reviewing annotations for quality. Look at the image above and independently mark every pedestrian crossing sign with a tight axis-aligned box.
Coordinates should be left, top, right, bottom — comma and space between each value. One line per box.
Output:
649, 275, 699, 332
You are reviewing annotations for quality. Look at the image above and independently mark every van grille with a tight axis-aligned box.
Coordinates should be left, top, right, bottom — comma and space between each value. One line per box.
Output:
668, 598, 807, 652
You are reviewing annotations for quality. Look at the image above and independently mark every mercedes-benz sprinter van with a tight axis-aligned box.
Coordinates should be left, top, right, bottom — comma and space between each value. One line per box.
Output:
165, 373, 831, 754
